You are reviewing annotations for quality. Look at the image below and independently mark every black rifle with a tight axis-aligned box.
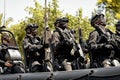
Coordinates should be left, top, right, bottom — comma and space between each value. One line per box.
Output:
97, 26, 120, 66
78, 27, 83, 42
42, 0, 53, 72
97, 26, 116, 59
78, 27, 88, 53
56, 27, 85, 61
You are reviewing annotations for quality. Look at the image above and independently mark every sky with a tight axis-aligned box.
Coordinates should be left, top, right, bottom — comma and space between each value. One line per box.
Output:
0, 0, 98, 25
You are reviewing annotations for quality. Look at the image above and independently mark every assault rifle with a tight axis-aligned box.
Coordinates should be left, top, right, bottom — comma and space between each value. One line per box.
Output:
71, 29, 85, 60
42, 0, 53, 72
96, 26, 120, 66
56, 27, 85, 61
97, 26, 115, 48
78, 27, 83, 43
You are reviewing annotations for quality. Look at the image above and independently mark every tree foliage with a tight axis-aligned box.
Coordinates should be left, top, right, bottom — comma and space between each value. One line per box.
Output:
3, 0, 118, 58
0, 13, 13, 27
98, 0, 120, 19
97, 0, 118, 32
7, 0, 94, 56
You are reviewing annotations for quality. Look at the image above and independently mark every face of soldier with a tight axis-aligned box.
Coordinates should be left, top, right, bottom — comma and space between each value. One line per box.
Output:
55, 22, 60, 27
2, 35, 10, 45
94, 15, 106, 27
31, 28, 38, 36
100, 15, 106, 26
62, 22, 68, 28
26, 28, 31, 34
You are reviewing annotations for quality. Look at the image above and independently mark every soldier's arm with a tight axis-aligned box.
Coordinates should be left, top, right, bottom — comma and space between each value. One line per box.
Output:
0, 48, 9, 66
51, 31, 65, 51
88, 31, 104, 50
0, 55, 5, 66
24, 38, 42, 52
23, 38, 31, 49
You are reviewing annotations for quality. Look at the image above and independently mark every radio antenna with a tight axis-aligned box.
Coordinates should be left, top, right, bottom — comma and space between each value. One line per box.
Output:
44, 0, 48, 28
3, 0, 6, 26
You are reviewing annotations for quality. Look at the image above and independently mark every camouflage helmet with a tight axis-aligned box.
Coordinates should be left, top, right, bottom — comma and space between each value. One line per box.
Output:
115, 20, 120, 27
32, 24, 38, 28
91, 14, 104, 27
25, 23, 33, 31
25, 24, 38, 31
61, 17, 69, 23
54, 18, 62, 26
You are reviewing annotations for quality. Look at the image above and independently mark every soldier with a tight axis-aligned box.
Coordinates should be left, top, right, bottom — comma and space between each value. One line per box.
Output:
0, 33, 25, 74
23, 24, 44, 72
88, 14, 114, 68
52, 17, 85, 71
111, 21, 120, 65
52, 17, 73, 71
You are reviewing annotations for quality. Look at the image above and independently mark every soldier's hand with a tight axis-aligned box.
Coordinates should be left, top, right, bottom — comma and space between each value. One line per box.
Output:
30, 44, 42, 49
36, 45, 43, 49
5, 61, 13, 67
104, 44, 113, 49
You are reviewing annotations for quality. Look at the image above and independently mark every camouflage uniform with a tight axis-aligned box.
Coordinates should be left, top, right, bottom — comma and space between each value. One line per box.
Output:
23, 24, 44, 72
88, 14, 114, 68
52, 17, 82, 71
0, 33, 25, 74
112, 21, 120, 61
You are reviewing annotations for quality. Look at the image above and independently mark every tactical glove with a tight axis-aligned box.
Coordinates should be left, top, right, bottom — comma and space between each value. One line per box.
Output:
104, 44, 114, 49
90, 44, 104, 49
36, 45, 43, 49
29, 44, 43, 51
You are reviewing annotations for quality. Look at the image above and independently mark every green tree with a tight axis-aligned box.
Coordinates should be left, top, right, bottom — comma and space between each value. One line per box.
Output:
98, 0, 120, 19
9, 0, 94, 58
0, 13, 13, 27
97, 0, 116, 33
